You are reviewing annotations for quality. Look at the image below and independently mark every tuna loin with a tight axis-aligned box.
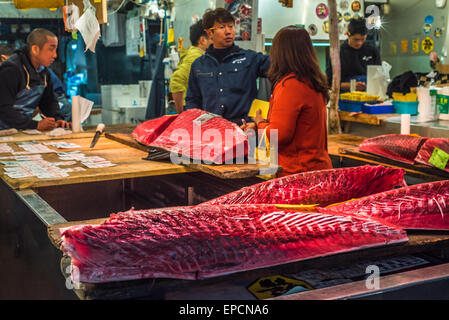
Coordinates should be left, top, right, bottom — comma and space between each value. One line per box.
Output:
359, 134, 428, 164
203, 165, 406, 207
149, 108, 248, 164
132, 115, 178, 145
60, 205, 408, 283
319, 180, 449, 230
414, 138, 449, 172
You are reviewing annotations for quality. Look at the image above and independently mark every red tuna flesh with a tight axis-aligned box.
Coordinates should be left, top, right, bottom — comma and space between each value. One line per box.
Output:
359, 134, 428, 164
132, 115, 178, 145
60, 205, 408, 283
414, 138, 449, 172
149, 109, 248, 164
319, 180, 449, 230
203, 165, 406, 207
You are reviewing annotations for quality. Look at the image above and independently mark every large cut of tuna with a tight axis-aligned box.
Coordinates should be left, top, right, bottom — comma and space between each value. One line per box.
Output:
149, 108, 248, 164
60, 205, 408, 283
414, 138, 449, 172
203, 165, 406, 207
132, 115, 178, 145
319, 180, 449, 230
359, 134, 428, 164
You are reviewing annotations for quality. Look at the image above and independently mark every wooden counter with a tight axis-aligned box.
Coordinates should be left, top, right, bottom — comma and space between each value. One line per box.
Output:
339, 111, 397, 126
0, 125, 278, 189
105, 132, 279, 179
0, 134, 193, 190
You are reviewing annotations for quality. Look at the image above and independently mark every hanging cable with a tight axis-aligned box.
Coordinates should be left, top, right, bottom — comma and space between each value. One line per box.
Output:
108, 0, 127, 15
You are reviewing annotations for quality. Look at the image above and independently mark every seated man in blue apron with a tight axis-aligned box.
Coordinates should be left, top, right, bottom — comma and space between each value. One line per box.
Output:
326, 18, 381, 92
0, 28, 70, 131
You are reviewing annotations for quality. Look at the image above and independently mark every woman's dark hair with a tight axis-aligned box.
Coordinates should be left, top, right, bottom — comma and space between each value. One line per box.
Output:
190, 19, 207, 46
267, 26, 329, 102
202, 8, 235, 30
348, 18, 368, 36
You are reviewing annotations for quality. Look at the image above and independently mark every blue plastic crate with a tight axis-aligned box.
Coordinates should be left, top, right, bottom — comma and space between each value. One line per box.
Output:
362, 103, 395, 114
339, 99, 379, 113
339, 100, 363, 112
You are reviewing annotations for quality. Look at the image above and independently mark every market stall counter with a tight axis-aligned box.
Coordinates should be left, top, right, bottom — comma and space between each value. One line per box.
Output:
2, 128, 449, 300
0, 126, 269, 299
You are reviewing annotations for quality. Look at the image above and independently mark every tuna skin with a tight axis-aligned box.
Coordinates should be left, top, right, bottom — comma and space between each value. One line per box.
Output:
319, 180, 449, 230
203, 165, 406, 207
359, 134, 428, 164
60, 204, 408, 283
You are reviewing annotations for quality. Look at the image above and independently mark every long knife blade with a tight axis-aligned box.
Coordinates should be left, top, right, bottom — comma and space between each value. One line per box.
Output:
90, 123, 105, 148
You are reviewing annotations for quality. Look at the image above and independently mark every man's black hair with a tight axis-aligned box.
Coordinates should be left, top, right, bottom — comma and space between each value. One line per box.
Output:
190, 19, 207, 46
202, 8, 235, 30
27, 28, 57, 49
348, 18, 368, 36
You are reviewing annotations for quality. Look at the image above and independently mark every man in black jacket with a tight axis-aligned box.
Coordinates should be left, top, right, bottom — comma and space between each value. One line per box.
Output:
326, 18, 381, 92
0, 28, 70, 130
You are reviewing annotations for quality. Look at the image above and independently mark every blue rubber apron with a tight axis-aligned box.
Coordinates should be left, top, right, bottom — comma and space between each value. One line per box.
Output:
0, 65, 47, 130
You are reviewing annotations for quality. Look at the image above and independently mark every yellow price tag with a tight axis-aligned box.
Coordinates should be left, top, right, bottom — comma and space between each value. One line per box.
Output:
429, 147, 449, 171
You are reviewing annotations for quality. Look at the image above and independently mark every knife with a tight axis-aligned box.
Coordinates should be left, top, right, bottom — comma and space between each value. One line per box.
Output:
90, 123, 105, 148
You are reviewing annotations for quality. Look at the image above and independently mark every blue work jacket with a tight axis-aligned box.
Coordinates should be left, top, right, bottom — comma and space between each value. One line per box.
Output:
185, 47, 270, 122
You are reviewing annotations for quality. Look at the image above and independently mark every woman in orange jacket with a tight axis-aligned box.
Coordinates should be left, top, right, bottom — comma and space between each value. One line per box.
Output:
243, 26, 332, 177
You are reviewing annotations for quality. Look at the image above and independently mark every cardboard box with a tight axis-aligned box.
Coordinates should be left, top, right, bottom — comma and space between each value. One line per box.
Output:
436, 63, 449, 74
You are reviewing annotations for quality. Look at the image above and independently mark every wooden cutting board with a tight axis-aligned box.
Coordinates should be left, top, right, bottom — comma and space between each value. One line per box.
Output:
105, 132, 280, 180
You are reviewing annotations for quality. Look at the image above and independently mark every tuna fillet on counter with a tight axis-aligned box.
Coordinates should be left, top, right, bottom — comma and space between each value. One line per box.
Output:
60, 204, 408, 284
203, 165, 406, 207
359, 134, 428, 164
319, 180, 449, 230
149, 108, 248, 164
132, 115, 178, 145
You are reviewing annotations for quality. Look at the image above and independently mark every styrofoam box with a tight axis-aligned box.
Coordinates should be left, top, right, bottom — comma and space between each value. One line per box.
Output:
102, 105, 147, 125
101, 84, 140, 109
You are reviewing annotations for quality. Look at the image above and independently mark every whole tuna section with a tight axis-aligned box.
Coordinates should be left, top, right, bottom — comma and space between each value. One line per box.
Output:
150, 109, 248, 164
359, 134, 428, 164
319, 180, 449, 230
203, 165, 406, 207
60, 205, 408, 284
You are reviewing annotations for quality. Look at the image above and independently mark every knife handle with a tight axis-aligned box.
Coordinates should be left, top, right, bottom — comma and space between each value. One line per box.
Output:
96, 123, 105, 133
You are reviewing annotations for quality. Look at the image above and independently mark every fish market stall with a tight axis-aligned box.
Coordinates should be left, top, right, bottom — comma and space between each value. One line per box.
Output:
0, 126, 271, 299
2, 125, 449, 300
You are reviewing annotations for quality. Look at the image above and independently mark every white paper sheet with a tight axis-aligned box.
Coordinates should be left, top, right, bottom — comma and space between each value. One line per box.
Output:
65, 4, 80, 31
75, 6, 101, 53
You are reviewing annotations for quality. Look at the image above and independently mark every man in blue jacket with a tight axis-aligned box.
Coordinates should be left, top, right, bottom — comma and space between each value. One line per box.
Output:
0, 28, 70, 130
185, 8, 270, 125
